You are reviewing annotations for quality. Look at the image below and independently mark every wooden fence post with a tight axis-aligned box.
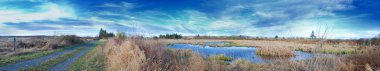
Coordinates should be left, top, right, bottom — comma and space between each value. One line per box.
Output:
13, 37, 16, 51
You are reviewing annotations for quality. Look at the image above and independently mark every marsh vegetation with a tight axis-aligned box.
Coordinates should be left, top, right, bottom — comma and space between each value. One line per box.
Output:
101, 35, 380, 71
1, 31, 379, 71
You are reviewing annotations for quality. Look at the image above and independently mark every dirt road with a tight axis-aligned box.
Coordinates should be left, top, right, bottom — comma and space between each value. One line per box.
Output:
0, 42, 97, 71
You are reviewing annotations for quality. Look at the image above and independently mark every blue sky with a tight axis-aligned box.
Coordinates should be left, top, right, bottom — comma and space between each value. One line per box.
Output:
0, 0, 379, 39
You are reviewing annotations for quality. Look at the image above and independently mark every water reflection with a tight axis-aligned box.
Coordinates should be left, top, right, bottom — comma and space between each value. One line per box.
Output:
168, 43, 321, 63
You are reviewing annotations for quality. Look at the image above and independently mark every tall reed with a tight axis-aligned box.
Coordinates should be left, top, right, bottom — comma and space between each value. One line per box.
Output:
105, 37, 206, 71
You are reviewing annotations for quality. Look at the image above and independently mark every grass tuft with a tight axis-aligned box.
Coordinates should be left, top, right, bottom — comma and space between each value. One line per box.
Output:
256, 47, 295, 56
209, 54, 234, 61
70, 42, 106, 71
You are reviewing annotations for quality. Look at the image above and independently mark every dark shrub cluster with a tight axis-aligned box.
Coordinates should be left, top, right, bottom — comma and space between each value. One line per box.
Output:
98, 28, 115, 39
47, 35, 84, 49
158, 33, 182, 39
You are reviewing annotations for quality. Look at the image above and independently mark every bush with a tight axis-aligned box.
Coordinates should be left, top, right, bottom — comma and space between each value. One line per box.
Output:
158, 33, 182, 39
116, 32, 126, 39
98, 28, 114, 39
47, 35, 83, 49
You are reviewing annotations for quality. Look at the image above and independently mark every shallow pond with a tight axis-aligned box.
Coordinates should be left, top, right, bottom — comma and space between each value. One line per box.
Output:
168, 43, 326, 63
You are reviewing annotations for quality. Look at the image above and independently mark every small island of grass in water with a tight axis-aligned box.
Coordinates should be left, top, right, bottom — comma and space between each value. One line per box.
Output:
209, 54, 234, 61
256, 47, 295, 57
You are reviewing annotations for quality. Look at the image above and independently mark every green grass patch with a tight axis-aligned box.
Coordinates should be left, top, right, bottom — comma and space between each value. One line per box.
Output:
18, 47, 86, 71
294, 48, 312, 52
228, 42, 240, 46
209, 54, 234, 61
320, 49, 355, 54
70, 42, 106, 71
193, 41, 242, 47
0, 47, 71, 67
295, 48, 304, 51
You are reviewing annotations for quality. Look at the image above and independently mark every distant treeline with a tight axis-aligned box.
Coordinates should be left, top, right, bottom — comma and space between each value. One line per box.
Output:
155, 33, 182, 39
193, 35, 251, 39
98, 28, 115, 39
356, 35, 380, 46
189, 34, 380, 46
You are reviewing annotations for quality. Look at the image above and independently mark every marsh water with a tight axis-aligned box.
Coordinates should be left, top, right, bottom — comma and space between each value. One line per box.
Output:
168, 42, 324, 63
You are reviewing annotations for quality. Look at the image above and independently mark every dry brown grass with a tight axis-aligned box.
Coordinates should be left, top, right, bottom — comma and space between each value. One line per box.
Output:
256, 47, 295, 56
105, 37, 206, 71
301, 56, 354, 71
203, 56, 355, 71
0, 35, 84, 56
349, 48, 380, 71
206, 59, 258, 71
105, 38, 145, 71
254, 56, 354, 71
105, 38, 372, 71
160, 39, 357, 54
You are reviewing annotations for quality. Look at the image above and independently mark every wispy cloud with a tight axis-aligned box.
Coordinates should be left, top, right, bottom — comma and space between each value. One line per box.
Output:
0, 2, 75, 23
0, 0, 379, 38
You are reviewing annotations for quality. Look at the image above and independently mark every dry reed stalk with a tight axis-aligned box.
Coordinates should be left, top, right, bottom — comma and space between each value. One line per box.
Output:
257, 56, 354, 71
227, 59, 256, 71
105, 38, 361, 71
256, 47, 295, 56
303, 56, 354, 71
105, 38, 146, 71
350, 48, 380, 71
105, 38, 207, 71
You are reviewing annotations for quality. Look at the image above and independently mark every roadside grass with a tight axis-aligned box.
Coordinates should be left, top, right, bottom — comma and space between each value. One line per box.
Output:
18, 47, 86, 71
70, 42, 106, 71
0, 47, 70, 67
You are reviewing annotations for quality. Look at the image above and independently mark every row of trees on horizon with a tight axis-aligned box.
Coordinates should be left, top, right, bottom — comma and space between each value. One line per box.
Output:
96, 28, 380, 46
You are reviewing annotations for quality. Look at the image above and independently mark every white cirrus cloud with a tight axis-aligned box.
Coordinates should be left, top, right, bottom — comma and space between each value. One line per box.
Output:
0, 3, 75, 23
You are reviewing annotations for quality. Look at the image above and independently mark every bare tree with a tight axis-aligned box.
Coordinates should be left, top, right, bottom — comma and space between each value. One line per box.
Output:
316, 23, 332, 48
